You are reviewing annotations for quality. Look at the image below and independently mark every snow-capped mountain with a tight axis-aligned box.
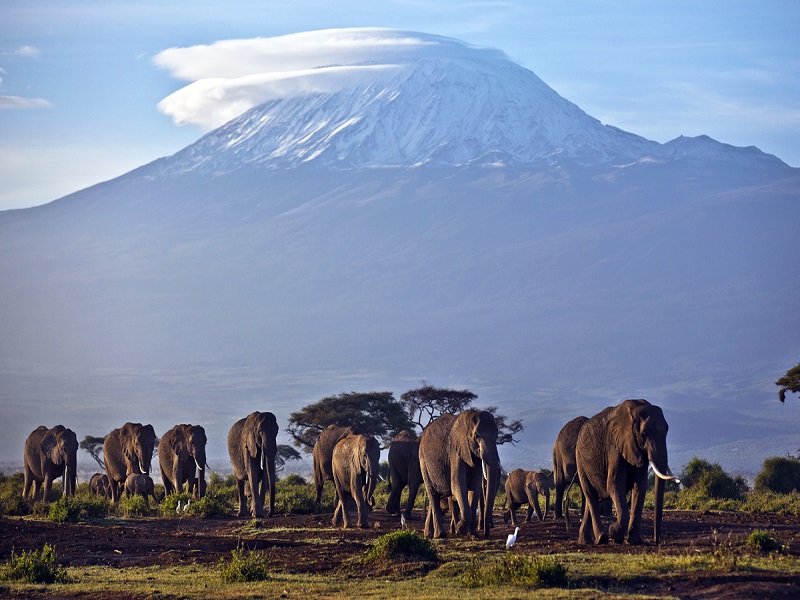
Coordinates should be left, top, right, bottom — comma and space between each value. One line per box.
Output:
1, 29, 798, 477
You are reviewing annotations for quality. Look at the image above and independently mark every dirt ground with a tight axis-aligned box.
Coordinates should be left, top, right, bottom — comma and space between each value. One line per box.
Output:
1, 509, 799, 599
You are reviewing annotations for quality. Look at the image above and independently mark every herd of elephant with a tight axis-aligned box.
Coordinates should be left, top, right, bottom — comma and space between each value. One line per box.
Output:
21, 399, 679, 545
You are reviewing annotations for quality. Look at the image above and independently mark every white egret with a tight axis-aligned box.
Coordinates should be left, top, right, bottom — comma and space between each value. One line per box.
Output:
176, 500, 182, 514
506, 526, 519, 549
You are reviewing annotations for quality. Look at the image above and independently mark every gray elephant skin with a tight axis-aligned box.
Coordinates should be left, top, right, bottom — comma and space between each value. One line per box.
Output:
419, 409, 501, 538
159, 424, 208, 499
89, 473, 111, 499
386, 429, 422, 520
228, 411, 279, 518
552, 415, 589, 519
313, 424, 359, 505
503, 468, 550, 525
103, 422, 157, 503
576, 399, 678, 545
124, 473, 155, 506
331, 433, 381, 529
23, 425, 78, 501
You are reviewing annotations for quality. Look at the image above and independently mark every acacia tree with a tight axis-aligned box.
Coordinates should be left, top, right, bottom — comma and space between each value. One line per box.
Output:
287, 391, 416, 453
275, 444, 302, 473
777, 363, 800, 402
79, 435, 106, 470
400, 382, 523, 445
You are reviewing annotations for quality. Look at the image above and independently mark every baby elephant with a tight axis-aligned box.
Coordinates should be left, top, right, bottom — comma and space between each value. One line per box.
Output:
124, 473, 155, 506
89, 473, 111, 499
504, 469, 551, 526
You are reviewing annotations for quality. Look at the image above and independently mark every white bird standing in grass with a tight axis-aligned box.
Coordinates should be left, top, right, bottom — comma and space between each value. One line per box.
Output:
184, 499, 191, 512
400, 513, 406, 529
176, 500, 182, 514
506, 526, 519, 549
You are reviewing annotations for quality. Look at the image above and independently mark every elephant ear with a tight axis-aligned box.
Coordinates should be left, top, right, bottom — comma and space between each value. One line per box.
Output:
609, 401, 645, 467
169, 428, 186, 458
452, 412, 476, 468
41, 430, 61, 464
244, 414, 260, 457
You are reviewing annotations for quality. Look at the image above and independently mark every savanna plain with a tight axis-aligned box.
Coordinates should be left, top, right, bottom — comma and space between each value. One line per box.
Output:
1, 473, 800, 600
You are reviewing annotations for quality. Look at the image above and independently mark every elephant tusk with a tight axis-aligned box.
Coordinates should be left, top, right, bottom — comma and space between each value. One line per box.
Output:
650, 460, 681, 484
482, 460, 487, 482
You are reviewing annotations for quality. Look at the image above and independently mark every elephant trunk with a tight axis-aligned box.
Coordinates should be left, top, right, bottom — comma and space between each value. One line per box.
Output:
194, 449, 207, 499
64, 455, 77, 497
654, 472, 665, 543
482, 461, 500, 537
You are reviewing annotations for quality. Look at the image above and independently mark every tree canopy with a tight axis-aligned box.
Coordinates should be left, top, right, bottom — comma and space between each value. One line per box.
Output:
275, 444, 302, 473
287, 391, 415, 453
79, 435, 106, 470
400, 382, 523, 445
776, 363, 800, 402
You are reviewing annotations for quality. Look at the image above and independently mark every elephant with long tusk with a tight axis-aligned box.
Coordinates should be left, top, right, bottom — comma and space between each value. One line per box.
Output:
575, 399, 676, 545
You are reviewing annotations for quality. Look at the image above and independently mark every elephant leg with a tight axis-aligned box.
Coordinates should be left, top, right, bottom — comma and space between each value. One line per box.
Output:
528, 491, 543, 522
235, 479, 247, 517
22, 470, 33, 500
578, 472, 606, 545
247, 457, 264, 518
404, 479, 420, 521
429, 492, 447, 539
508, 501, 519, 526
607, 476, 629, 544
554, 481, 564, 519
626, 478, 647, 545
43, 475, 54, 501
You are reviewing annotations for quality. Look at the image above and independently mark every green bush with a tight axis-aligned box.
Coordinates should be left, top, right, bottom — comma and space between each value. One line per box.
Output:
463, 553, 568, 588
0, 544, 70, 584
191, 489, 233, 517
274, 482, 317, 515
365, 530, 438, 563
281, 473, 306, 486
0, 473, 31, 516
755, 457, 800, 494
47, 493, 108, 523
219, 547, 271, 583
116, 494, 150, 517
746, 529, 785, 554
160, 492, 193, 517
680, 457, 747, 500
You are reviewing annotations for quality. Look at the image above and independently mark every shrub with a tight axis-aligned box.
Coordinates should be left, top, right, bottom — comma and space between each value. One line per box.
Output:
365, 530, 438, 563
191, 489, 233, 518
0, 473, 31, 517
274, 482, 317, 515
755, 457, 800, 494
681, 457, 747, 500
463, 553, 568, 588
47, 493, 108, 523
116, 494, 150, 517
281, 474, 306, 486
160, 492, 192, 517
0, 544, 70, 584
681, 457, 716, 489
219, 547, 271, 583
746, 529, 785, 554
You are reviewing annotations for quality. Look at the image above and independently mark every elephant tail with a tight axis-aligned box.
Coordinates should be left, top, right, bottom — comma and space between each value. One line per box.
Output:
563, 471, 579, 533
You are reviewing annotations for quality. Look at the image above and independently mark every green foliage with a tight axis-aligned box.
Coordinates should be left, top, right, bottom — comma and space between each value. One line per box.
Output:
117, 494, 150, 517
274, 480, 319, 515
191, 489, 234, 517
281, 473, 307, 486
747, 530, 786, 554
365, 530, 438, 563
160, 492, 193, 517
0, 544, 70, 584
776, 362, 800, 402
680, 457, 747, 500
79, 435, 106, 469
47, 493, 108, 523
275, 444, 302, 473
287, 391, 416, 452
0, 472, 30, 516
755, 456, 800, 494
218, 547, 271, 583
462, 553, 568, 588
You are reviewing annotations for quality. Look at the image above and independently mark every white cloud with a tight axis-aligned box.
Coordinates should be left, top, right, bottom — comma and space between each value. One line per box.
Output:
0, 95, 51, 109
4, 45, 41, 58
154, 28, 504, 130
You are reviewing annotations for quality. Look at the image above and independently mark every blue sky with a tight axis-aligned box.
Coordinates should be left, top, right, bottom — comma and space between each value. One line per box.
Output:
1, 0, 798, 210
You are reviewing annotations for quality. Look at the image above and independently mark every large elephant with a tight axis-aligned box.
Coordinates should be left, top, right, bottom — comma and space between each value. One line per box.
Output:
331, 433, 380, 529
227, 411, 279, 518
418, 409, 501, 538
503, 468, 550, 526
575, 399, 679, 545
125, 473, 155, 506
552, 415, 588, 519
23, 425, 78, 501
312, 424, 359, 506
159, 424, 208, 499
89, 473, 111, 499
103, 422, 157, 503
386, 429, 422, 520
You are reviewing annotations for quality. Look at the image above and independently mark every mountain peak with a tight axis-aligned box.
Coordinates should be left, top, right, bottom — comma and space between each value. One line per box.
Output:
151, 28, 788, 176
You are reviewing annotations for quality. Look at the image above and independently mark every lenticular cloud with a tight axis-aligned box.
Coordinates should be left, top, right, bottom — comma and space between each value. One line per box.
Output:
154, 28, 506, 130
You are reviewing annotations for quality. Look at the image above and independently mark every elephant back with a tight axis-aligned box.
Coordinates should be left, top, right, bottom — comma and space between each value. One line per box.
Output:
418, 413, 457, 495
314, 424, 359, 482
